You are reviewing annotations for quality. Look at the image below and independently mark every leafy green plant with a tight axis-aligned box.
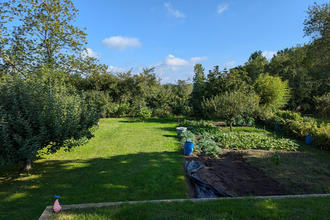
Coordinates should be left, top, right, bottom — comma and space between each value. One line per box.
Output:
195, 132, 221, 157
314, 93, 330, 118
138, 107, 152, 122
179, 119, 220, 135
179, 130, 196, 145
214, 132, 298, 151
0, 76, 99, 169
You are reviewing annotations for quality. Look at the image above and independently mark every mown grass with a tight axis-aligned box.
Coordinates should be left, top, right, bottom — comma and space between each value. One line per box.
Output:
0, 118, 189, 220
50, 196, 330, 220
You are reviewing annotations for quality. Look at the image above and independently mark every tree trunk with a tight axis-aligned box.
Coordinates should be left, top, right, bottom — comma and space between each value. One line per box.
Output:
23, 159, 32, 172
230, 122, 233, 132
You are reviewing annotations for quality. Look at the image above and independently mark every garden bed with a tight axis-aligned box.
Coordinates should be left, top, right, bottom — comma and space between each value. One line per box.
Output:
185, 150, 293, 197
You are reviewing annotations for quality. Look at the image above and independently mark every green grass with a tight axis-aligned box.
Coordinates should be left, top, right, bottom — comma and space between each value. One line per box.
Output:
244, 150, 330, 194
50, 197, 330, 220
0, 118, 189, 220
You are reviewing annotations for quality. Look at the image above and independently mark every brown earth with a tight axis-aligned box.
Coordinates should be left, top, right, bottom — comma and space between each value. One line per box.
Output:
185, 150, 293, 197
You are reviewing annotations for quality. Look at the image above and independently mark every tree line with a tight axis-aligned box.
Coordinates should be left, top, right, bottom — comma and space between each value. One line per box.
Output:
0, 0, 329, 169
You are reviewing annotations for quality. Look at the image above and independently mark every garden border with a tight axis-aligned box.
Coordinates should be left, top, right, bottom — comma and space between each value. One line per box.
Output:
39, 193, 330, 220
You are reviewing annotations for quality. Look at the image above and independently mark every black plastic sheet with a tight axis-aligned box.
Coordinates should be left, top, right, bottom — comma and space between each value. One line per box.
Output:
185, 160, 231, 198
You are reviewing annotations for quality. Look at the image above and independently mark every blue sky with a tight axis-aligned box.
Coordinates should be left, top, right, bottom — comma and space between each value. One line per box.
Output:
73, 0, 327, 83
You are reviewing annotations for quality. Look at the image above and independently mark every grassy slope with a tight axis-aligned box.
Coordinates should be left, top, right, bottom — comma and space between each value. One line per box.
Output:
0, 118, 189, 220
50, 197, 330, 220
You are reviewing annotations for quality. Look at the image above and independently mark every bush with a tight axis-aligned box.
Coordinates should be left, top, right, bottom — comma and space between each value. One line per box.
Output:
0, 76, 99, 167
138, 107, 152, 122
314, 93, 330, 118
257, 109, 329, 150
313, 123, 330, 150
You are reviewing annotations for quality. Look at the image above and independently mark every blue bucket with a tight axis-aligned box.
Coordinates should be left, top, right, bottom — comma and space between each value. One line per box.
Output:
184, 139, 193, 156
305, 135, 312, 144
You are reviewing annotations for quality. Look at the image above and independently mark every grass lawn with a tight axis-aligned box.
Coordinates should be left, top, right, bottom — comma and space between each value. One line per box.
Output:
50, 196, 330, 220
0, 118, 189, 220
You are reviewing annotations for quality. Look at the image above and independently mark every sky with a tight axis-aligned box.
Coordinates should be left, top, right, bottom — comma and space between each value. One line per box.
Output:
72, 0, 327, 83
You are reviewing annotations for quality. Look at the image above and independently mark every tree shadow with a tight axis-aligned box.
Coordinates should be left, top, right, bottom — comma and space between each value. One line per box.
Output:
0, 151, 188, 220
242, 150, 330, 195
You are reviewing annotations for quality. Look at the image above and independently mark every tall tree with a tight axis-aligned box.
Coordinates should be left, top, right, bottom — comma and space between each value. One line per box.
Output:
245, 50, 268, 81
0, 0, 107, 77
190, 63, 206, 116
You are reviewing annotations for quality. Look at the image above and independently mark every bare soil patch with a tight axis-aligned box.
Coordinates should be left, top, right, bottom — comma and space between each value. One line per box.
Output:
185, 150, 293, 197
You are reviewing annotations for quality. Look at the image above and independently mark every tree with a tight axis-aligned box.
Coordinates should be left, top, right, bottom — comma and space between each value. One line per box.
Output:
303, 2, 330, 98
304, 2, 329, 42
190, 63, 206, 116
0, 75, 99, 170
0, 0, 107, 77
244, 50, 268, 80
202, 90, 260, 132
254, 73, 290, 109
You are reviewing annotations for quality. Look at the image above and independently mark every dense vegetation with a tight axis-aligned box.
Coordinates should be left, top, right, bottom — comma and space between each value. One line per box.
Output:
0, 0, 329, 168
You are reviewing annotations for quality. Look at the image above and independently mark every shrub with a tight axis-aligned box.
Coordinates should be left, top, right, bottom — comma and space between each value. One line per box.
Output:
0, 76, 99, 168
257, 109, 329, 150
138, 107, 152, 122
313, 123, 330, 150
314, 93, 330, 118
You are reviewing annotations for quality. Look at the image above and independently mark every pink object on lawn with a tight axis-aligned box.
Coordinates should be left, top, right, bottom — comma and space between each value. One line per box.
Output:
53, 199, 62, 213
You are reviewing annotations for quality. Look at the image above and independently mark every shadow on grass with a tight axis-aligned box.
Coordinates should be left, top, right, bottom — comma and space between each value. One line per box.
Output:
0, 151, 188, 220
119, 117, 179, 124
50, 196, 330, 220
243, 150, 330, 195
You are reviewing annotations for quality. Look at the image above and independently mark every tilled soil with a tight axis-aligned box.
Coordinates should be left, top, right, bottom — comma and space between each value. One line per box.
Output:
185, 151, 293, 197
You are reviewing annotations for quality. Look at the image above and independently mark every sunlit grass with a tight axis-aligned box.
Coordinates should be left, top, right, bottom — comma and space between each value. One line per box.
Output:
0, 118, 189, 220
49, 197, 330, 220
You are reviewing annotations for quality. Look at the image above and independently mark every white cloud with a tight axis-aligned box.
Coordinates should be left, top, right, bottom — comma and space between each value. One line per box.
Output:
223, 61, 236, 68
217, 3, 229, 14
190, 56, 208, 63
262, 50, 276, 59
108, 65, 126, 73
102, 36, 142, 50
81, 48, 100, 58
153, 54, 208, 83
164, 54, 189, 67
164, 2, 186, 18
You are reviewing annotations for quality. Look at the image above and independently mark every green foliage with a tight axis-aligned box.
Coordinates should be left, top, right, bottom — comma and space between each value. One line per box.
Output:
0, 0, 107, 77
312, 123, 330, 150
275, 110, 302, 121
179, 130, 196, 145
179, 119, 219, 134
244, 50, 268, 80
202, 90, 260, 131
254, 73, 290, 109
257, 109, 329, 150
196, 132, 221, 157
190, 63, 206, 116
314, 93, 330, 118
138, 107, 152, 122
214, 132, 299, 151
0, 76, 99, 166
